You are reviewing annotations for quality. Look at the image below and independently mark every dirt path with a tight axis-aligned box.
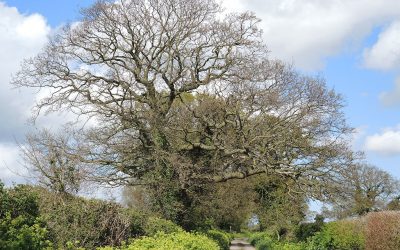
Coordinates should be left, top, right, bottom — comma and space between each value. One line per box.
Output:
229, 238, 256, 250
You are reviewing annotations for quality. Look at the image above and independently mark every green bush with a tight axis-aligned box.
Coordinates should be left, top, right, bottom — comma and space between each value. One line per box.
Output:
0, 182, 51, 250
0, 184, 40, 223
249, 231, 307, 250
6, 185, 149, 248
37, 190, 135, 248
143, 217, 183, 236
206, 229, 231, 250
307, 219, 365, 250
249, 232, 274, 250
98, 231, 220, 250
0, 183, 178, 249
255, 238, 274, 250
295, 215, 324, 241
271, 241, 306, 250
127, 209, 147, 237
0, 215, 52, 250
226, 232, 235, 241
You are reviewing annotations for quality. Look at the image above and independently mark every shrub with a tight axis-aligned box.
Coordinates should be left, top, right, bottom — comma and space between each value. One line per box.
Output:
143, 217, 183, 236
37, 187, 141, 248
0, 213, 52, 250
249, 231, 265, 245
249, 231, 311, 250
127, 209, 147, 237
98, 231, 220, 250
365, 211, 400, 250
0, 183, 52, 250
206, 229, 231, 250
226, 232, 235, 241
271, 241, 306, 250
0, 184, 40, 223
249, 232, 274, 250
295, 215, 324, 241
307, 219, 365, 250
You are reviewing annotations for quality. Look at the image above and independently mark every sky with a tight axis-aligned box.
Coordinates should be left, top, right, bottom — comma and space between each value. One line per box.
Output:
0, 0, 400, 193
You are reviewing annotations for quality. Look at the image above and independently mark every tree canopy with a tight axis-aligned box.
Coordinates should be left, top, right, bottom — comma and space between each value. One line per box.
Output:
13, 0, 355, 227
325, 163, 400, 218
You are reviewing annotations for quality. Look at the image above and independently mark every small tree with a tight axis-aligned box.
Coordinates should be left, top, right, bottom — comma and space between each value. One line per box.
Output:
20, 129, 84, 195
328, 164, 399, 218
386, 196, 400, 210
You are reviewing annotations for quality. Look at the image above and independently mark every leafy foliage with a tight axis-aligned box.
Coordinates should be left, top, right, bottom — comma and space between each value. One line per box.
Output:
0, 182, 51, 250
254, 175, 308, 240
0, 213, 51, 250
1, 181, 208, 249
143, 217, 183, 237
205, 229, 231, 250
36, 187, 141, 248
0, 183, 40, 222
249, 232, 274, 250
191, 178, 257, 231
98, 232, 220, 250
249, 232, 305, 250
295, 215, 324, 241
307, 219, 365, 250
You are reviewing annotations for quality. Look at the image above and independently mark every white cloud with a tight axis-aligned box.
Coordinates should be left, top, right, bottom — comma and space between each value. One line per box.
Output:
365, 125, 400, 156
380, 77, 400, 106
0, 3, 50, 184
219, 0, 243, 13
16, 14, 49, 40
351, 125, 368, 150
363, 21, 400, 70
0, 3, 49, 67
221, 0, 400, 70
0, 143, 28, 185
0, 2, 50, 142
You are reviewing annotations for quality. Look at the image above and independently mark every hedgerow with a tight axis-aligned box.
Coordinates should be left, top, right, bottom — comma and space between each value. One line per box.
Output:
206, 229, 231, 250
307, 219, 365, 250
0, 183, 52, 249
365, 211, 400, 250
143, 216, 183, 236
98, 231, 220, 250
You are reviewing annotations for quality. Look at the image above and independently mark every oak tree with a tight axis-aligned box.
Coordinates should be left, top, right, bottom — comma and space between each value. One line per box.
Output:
327, 164, 399, 218
14, 0, 353, 226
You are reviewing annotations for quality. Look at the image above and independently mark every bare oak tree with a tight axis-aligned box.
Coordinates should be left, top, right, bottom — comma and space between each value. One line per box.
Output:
13, 0, 354, 225
326, 163, 399, 218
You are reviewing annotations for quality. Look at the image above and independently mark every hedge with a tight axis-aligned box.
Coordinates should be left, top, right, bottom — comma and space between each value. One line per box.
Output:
143, 217, 183, 236
307, 219, 365, 250
98, 231, 220, 250
206, 229, 231, 250
365, 211, 400, 250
